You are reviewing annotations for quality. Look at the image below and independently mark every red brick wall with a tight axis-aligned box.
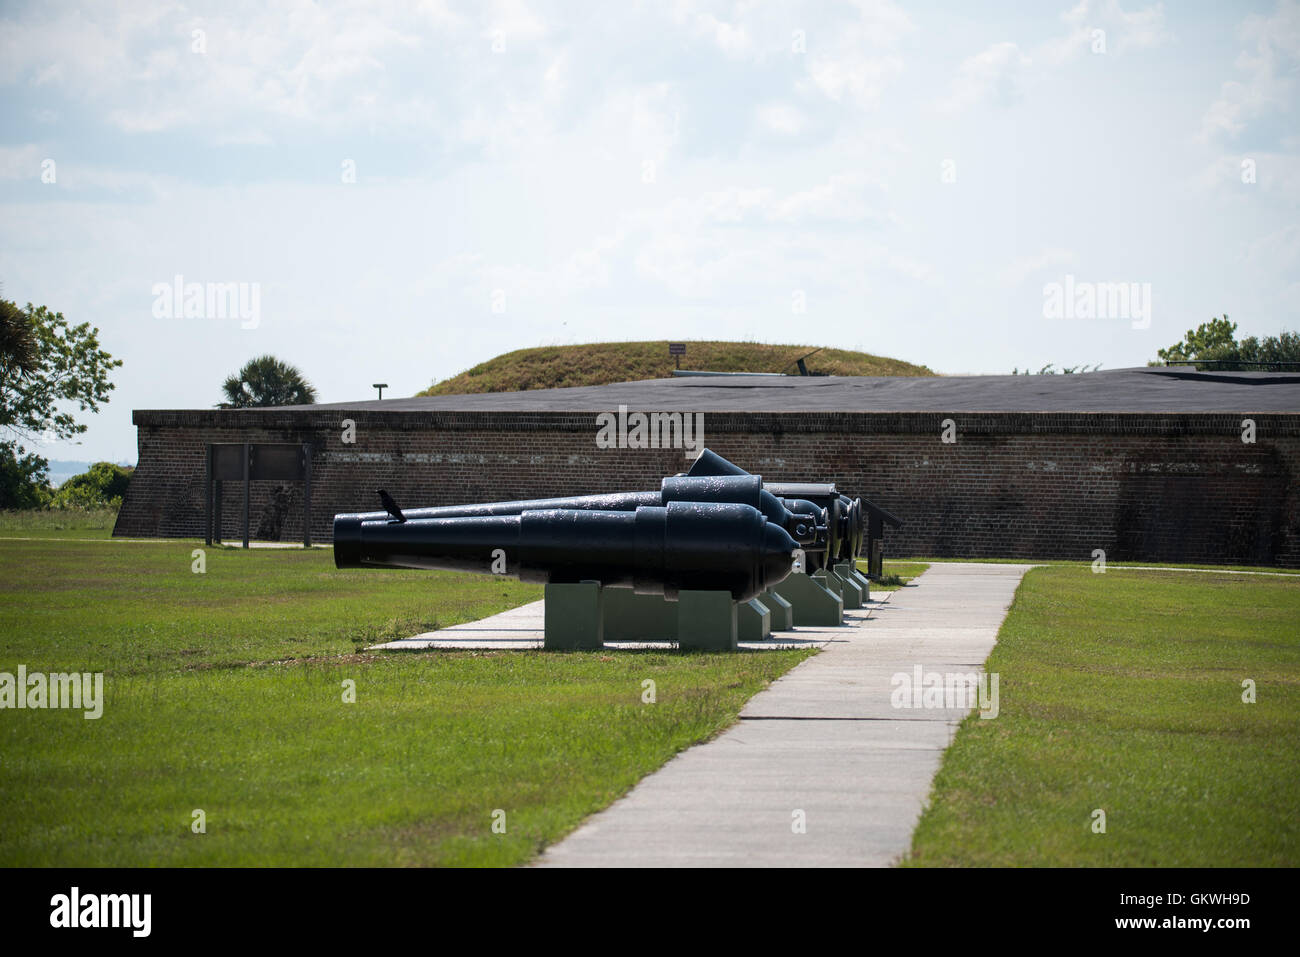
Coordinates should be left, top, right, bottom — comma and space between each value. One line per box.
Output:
114, 409, 1300, 567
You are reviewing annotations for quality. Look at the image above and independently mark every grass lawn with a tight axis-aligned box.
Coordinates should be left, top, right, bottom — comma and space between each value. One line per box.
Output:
899, 555, 1300, 576
0, 535, 812, 866
906, 565, 1300, 866
859, 560, 929, 591
0, 508, 120, 538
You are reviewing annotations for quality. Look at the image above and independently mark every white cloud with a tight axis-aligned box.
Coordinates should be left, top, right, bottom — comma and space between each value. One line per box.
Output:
939, 42, 1031, 112
693, 10, 752, 59
0, 2, 511, 141
755, 101, 806, 136
801, 0, 912, 109
1242, 223, 1300, 271
1105, 0, 1168, 52
769, 172, 892, 225
1038, 0, 1168, 64
806, 53, 905, 109
1199, 0, 1300, 142
997, 248, 1077, 288
0, 144, 46, 180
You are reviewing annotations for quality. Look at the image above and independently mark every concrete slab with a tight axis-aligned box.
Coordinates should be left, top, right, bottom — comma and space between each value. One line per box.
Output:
536, 562, 1032, 867
370, 597, 864, 652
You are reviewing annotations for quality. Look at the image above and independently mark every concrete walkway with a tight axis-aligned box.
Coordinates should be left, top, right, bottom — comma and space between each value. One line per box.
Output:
536, 562, 1033, 867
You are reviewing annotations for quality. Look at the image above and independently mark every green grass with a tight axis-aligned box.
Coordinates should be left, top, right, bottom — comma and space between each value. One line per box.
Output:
420, 340, 934, 395
0, 537, 811, 865
905, 565, 1300, 866
859, 560, 929, 591
0, 508, 120, 537
0, 538, 542, 673
900, 555, 1300, 575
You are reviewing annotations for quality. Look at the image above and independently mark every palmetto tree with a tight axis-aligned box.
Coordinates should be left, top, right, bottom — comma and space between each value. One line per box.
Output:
0, 299, 40, 385
218, 355, 318, 408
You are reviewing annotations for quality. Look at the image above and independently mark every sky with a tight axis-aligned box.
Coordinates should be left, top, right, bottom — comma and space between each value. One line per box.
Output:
1, 0, 1297, 464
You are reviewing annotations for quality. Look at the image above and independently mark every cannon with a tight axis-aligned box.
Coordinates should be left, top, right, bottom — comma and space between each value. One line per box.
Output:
686, 451, 854, 571
763, 483, 853, 571
334, 500, 799, 603
345, 473, 821, 546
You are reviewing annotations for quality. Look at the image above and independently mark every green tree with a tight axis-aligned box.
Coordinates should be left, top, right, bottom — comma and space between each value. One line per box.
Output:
1, 300, 40, 381
0, 300, 121, 508
1236, 329, 1300, 367
219, 355, 318, 408
52, 461, 134, 510
0, 441, 51, 509
1155, 316, 1240, 365
1153, 316, 1300, 369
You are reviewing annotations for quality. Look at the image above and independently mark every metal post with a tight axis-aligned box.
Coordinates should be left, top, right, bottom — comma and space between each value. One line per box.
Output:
302, 443, 312, 548
242, 442, 251, 549
868, 513, 884, 579
204, 444, 213, 546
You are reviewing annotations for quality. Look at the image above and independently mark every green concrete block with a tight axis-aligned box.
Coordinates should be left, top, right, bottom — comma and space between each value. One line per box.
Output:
738, 598, 771, 641
544, 581, 604, 650
850, 568, 871, 601
833, 564, 864, 610
677, 590, 738, 651
813, 569, 843, 598
760, 589, 794, 630
602, 588, 678, 640
772, 573, 843, 627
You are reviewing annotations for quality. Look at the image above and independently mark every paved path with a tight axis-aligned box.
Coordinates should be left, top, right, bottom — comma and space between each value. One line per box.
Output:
537, 562, 1033, 867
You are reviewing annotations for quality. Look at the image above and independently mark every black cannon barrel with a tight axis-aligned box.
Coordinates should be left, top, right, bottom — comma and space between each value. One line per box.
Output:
762, 481, 839, 499
687, 448, 751, 478
346, 474, 818, 545
690, 449, 868, 564
687, 451, 844, 564
661, 476, 806, 541
334, 501, 798, 602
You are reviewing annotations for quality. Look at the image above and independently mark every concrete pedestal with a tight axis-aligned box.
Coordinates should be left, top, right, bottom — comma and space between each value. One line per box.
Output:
677, 590, 738, 651
813, 569, 843, 599
544, 581, 605, 650
772, 573, 843, 627
760, 590, 794, 630
602, 588, 678, 640
831, 564, 864, 610
848, 566, 871, 601
738, 598, 771, 641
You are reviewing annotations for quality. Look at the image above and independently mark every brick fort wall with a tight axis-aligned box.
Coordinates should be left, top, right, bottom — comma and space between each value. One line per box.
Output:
114, 409, 1300, 567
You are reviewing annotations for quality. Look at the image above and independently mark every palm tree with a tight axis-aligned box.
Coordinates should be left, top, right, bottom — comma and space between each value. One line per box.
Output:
0, 299, 40, 383
218, 355, 318, 408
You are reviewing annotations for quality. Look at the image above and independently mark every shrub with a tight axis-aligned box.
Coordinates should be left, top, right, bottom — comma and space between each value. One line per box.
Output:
51, 462, 132, 510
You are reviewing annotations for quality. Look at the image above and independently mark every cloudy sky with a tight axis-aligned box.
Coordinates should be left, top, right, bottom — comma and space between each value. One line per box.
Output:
2, 0, 1297, 463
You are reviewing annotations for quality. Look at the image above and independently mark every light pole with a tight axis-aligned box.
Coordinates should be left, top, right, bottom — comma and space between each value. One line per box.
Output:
372, 383, 388, 400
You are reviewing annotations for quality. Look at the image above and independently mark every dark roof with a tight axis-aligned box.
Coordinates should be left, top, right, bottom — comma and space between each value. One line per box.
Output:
253, 367, 1300, 414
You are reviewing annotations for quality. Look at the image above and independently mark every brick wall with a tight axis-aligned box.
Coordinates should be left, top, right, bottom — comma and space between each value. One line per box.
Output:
114, 408, 1300, 567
